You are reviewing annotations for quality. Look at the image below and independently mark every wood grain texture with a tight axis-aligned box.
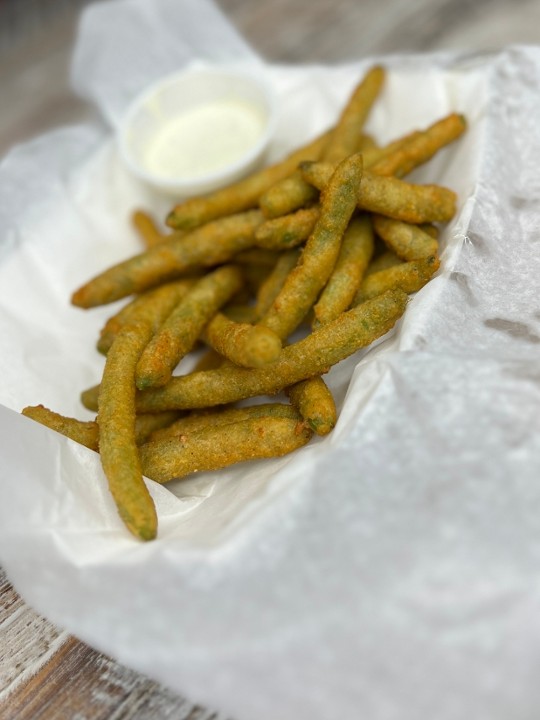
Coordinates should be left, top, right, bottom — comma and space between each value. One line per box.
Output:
1, 0, 540, 717
0, 573, 221, 720
0, 9, 96, 159
217, 0, 540, 61
0, 633, 219, 720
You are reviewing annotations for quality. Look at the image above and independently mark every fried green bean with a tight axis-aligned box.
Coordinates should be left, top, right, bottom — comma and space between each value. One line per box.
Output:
361, 130, 423, 169
81, 384, 99, 412
166, 130, 331, 231
300, 162, 456, 224
258, 169, 320, 219
258, 66, 385, 220
140, 414, 312, 484
254, 249, 301, 320
358, 133, 377, 151
286, 377, 337, 435
98, 322, 158, 541
202, 312, 282, 368
97, 279, 197, 354
133, 289, 407, 412
354, 256, 439, 304
133, 411, 187, 445
254, 206, 320, 250
418, 223, 439, 240
313, 214, 374, 326
136, 265, 244, 389
323, 65, 385, 164
259, 152, 364, 340
148, 402, 300, 443
372, 214, 439, 261
72, 210, 263, 308
132, 209, 164, 248
22, 404, 100, 451
369, 112, 467, 177
365, 249, 402, 276
22, 404, 183, 450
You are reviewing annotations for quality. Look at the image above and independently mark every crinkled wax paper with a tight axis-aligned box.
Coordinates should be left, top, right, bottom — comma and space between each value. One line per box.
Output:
1, 0, 540, 718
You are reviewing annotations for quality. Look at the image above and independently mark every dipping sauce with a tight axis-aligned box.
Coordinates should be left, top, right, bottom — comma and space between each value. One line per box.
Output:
143, 98, 267, 181
119, 65, 275, 196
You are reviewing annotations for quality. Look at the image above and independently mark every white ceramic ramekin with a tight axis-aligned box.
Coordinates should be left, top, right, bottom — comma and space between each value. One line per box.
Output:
118, 63, 276, 197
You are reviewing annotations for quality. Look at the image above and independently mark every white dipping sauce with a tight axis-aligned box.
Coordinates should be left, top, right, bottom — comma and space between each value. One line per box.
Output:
144, 98, 266, 180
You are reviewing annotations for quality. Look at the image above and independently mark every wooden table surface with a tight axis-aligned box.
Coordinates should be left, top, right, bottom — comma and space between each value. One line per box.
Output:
1, 0, 540, 717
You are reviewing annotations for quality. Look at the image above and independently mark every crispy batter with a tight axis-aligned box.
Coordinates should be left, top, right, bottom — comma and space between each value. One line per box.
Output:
369, 112, 467, 177
140, 414, 313, 484
148, 402, 300, 443
22, 404, 99, 451
22, 404, 183, 449
365, 249, 402, 276
132, 209, 165, 248
286, 377, 337, 435
98, 322, 158, 541
72, 210, 263, 308
354, 256, 440, 304
258, 66, 385, 220
133, 289, 408, 412
373, 215, 439, 261
323, 65, 385, 163
301, 162, 456, 224
258, 169, 320, 219
259, 152, 364, 340
255, 206, 320, 250
136, 265, 244, 389
313, 213, 374, 326
97, 279, 197, 354
202, 312, 282, 368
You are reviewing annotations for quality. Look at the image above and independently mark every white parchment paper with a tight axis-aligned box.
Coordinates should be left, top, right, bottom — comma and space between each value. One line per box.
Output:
1, 1, 540, 718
